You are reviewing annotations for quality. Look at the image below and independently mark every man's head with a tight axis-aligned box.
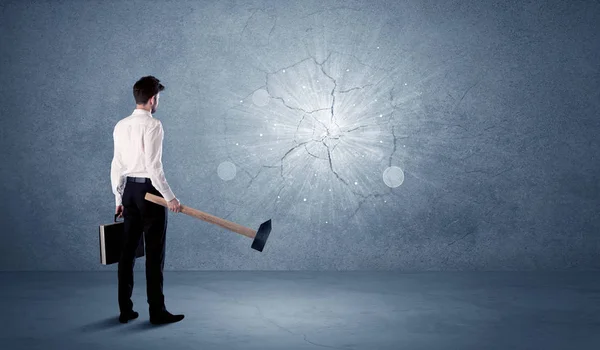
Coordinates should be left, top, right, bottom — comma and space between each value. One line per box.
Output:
133, 76, 165, 114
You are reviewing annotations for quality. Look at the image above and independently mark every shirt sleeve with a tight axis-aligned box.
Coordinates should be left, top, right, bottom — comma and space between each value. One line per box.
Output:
110, 127, 126, 206
143, 121, 176, 202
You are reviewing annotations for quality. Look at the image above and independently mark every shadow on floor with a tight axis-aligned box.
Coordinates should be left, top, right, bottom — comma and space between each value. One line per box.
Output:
123, 320, 171, 331
78, 317, 121, 332
78, 316, 172, 333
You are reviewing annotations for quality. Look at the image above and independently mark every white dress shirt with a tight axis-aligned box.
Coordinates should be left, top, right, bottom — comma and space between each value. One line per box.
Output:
111, 108, 176, 206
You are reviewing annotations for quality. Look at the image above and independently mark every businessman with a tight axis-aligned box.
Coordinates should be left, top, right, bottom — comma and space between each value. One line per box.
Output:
111, 75, 184, 325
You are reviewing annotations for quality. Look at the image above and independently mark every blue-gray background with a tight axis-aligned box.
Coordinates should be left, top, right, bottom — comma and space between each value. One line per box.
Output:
1, 0, 598, 271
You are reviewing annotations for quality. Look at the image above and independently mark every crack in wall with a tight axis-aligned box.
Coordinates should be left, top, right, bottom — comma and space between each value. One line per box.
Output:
240, 8, 261, 36
338, 83, 373, 94
317, 54, 339, 126
272, 51, 402, 216
223, 47, 409, 220
239, 7, 277, 46
304, 143, 326, 160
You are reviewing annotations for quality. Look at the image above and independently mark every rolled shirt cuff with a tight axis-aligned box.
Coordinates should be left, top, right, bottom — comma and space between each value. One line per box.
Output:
161, 189, 176, 203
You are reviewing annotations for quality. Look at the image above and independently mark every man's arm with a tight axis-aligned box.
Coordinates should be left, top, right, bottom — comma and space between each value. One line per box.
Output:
110, 128, 126, 206
144, 121, 176, 202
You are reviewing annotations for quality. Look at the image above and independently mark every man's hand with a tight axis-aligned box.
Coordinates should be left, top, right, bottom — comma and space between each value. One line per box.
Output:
116, 205, 123, 219
168, 198, 181, 213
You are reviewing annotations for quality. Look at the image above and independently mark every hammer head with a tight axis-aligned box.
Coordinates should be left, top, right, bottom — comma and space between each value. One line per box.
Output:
251, 219, 272, 252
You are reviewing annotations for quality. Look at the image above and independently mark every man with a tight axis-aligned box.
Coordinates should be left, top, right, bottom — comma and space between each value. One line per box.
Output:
111, 75, 184, 325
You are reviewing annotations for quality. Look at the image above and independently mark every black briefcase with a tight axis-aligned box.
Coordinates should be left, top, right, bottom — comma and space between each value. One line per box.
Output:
99, 214, 144, 265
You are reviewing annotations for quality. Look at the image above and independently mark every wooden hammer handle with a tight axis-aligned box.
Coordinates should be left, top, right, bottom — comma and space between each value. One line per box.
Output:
144, 193, 256, 239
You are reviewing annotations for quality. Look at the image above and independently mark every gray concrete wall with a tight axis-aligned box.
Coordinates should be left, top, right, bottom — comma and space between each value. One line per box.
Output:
1, 0, 598, 270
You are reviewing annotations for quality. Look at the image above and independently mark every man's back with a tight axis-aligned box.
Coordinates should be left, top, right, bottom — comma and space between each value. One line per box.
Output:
111, 108, 175, 206
113, 111, 159, 178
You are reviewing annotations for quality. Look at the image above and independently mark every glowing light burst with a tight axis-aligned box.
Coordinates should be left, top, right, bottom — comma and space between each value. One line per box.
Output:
219, 51, 419, 226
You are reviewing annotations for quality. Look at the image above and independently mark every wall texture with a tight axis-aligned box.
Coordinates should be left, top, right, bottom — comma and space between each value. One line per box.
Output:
1, 0, 598, 271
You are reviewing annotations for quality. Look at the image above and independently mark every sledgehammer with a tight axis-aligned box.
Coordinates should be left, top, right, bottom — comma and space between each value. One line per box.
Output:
144, 193, 272, 252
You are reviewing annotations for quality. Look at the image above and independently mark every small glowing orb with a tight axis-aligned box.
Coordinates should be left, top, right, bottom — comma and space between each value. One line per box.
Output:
252, 89, 270, 107
217, 161, 237, 181
383, 166, 404, 188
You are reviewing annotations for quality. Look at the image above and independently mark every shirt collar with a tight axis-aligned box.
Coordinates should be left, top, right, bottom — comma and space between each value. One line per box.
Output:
132, 108, 153, 118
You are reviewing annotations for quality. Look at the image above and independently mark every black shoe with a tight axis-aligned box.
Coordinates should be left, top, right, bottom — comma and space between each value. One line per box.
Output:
149, 310, 185, 325
119, 310, 139, 323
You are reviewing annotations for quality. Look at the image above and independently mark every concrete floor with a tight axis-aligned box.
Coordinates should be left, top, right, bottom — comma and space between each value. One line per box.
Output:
1, 271, 598, 350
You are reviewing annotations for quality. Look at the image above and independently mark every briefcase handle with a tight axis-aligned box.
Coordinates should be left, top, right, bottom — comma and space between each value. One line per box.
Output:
114, 214, 123, 222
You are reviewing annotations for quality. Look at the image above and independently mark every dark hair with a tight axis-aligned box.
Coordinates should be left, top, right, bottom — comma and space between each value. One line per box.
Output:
133, 76, 165, 105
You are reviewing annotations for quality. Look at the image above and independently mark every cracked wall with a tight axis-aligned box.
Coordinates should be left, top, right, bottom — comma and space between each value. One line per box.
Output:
0, 0, 599, 270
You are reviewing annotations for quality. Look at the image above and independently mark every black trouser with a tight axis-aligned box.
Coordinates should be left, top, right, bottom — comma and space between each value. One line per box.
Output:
118, 178, 168, 315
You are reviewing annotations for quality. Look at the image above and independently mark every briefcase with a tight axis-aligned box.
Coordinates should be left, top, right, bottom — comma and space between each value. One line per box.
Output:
99, 214, 145, 265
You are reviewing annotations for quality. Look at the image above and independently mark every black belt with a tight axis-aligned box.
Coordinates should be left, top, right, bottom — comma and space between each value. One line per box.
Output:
126, 176, 151, 183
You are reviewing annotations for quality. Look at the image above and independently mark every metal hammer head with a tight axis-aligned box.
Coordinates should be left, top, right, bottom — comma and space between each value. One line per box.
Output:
251, 219, 272, 252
